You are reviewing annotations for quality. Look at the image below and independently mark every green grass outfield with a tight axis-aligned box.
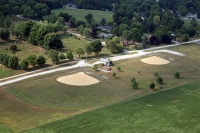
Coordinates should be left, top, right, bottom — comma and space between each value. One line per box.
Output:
21, 80, 200, 133
52, 7, 113, 23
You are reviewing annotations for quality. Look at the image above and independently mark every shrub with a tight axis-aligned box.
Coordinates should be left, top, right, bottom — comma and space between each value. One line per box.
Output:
150, 83, 155, 89
154, 72, 159, 77
117, 66, 121, 71
174, 72, 180, 78
10, 45, 17, 51
132, 80, 138, 89
112, 72, 116, 78
157, 76, 163, 84
93, 64, 98, 71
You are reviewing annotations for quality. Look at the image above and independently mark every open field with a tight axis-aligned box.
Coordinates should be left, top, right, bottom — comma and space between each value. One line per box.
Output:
183, 19, 200, 27
21, 80, 200, 133
52, 7, 113, 23
1, 44, 200, 132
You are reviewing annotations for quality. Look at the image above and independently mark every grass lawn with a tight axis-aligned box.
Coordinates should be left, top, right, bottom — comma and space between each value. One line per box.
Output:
0, 124, 13, 133
21, 80, 200, 133
183, 19, 200, 27
52, 7, 113, 23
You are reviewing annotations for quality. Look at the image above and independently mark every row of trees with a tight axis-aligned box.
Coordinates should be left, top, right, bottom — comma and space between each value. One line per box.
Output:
0, 54, 46, 69
12, 19, 64, 50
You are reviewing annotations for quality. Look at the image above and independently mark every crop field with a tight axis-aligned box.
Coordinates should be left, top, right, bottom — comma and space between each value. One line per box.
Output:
1, 43, 200, 132
21, 80, 200, 133
52, 7, 113, 23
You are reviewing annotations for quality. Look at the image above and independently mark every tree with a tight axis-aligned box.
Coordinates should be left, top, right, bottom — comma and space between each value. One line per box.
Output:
93, 64, 98, 71
85, 43, 92, 55
157, 76, 163, 84
190, 18, 197, 28
174, 72, 180, 78
132, 80, 138, 89
122, 30, 132, 49
88, 40, 103, 55
3, 16, 11, 29
33, 3, 50, 18
142, 35, 148, 49
130, 28, 143, 42
77, 25, 85, 36
0, 29, 10, 40
23, 6, 35, 19
36, 26, 49, 46
83, 28, 91, 38
112, 72, 117, 78
178, 5, 188, 16
162, 34, 172, 44
149, 35, 159, 45
75, 47, 85, 58
28, 24, 40, 45
100, 18, 106, 26
119, 24, 130, 36
150, 83, 155, 89
91, 28, 98, 38
180, 34, 189, 42
26, 55, 37, 67
154, 72, 159, 77
0, 54, 10, 67
8, 56, 18, 69
43, 33, 63, 49
66, 51, 73, 60
153, 15, 160, 26
58, 53, 65, 61
47, 50, 59, 64
10, 45, 17, 52
117, 66, 121, 71
36, 56, 46, 65
85, 13, 94, 25
20, 59, 29, 69
69, 17, 77, 30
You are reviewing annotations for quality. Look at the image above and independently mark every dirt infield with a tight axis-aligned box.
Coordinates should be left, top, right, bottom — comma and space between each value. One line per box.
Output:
56, 72, 100, 86
140, 56, 169, 65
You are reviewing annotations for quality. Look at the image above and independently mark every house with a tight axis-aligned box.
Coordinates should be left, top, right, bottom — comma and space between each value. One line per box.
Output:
186, 13, 197, 19
97, 33, 114, 38
97, 26, 113, 32
100, 58, 111, 66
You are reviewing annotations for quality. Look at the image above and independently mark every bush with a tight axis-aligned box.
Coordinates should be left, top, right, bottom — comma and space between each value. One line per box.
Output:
117, 66, 121, 71
112, 72, 116, 78
157, 76, 163, 84
10, 45, 17, 51
150, 83, 155, 89
93, 64, 98, 71
154, 72, 159, 77
174, 72, 180, 78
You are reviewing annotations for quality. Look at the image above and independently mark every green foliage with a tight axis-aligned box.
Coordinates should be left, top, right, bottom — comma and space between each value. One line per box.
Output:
87, 40, 103, 55
154, 72, 159, 77
150, 83, 155, 89
106, 36, 123, 53
117, 66, 121, 71
93, 64, 98, 71
85, 13, 94, 24
8, 56, 18, 69
174, 72, 180, 78
36, 56, 46, 65
43, 33, 63, 50
132, 80, 138, 89
75, 47, 85, 58
157, 76, 163, 84
20, 59, 29, 69
69, 17, 77, 30
0, 54, 10, 67
0, 29, 10, 40
46, 50, 59, 64
58, 53, 65, 61
66, 51, 73, 60
36, 26, 49, 46
112, 72, 116, 78
26, 55, 37, 67
180, 34, 189, 42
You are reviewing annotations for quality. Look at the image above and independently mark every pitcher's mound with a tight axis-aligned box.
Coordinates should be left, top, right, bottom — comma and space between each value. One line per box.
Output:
141, 56, 169, 65
56, 72, 100, 86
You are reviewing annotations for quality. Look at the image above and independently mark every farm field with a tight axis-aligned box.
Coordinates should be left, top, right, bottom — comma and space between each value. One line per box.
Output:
21, 80, 200, 133
1, 43, 200, 132
52, 7, 113, 24
0, 124, 13, 133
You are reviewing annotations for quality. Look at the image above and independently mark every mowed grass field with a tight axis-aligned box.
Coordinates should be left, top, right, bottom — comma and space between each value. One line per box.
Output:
22, 80, 200, 133
52, 7, 113, 23
183, 19, 200, 27
1, 43, 200, 132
